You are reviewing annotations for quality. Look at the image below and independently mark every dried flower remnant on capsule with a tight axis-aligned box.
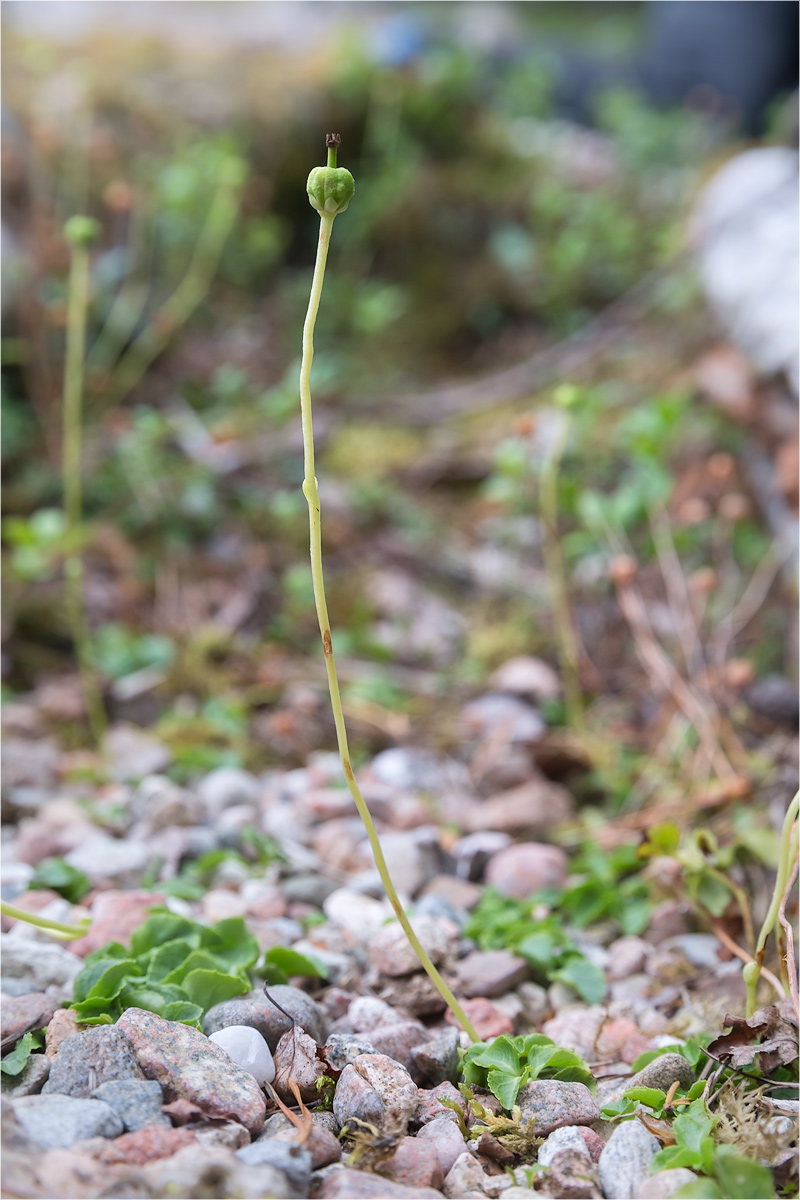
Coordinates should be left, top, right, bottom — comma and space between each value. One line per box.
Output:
307, 133, 355, 216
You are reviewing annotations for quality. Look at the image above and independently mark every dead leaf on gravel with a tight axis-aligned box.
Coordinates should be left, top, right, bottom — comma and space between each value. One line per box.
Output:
707, 1004, 799, 1073
272, 1024, 325, 1102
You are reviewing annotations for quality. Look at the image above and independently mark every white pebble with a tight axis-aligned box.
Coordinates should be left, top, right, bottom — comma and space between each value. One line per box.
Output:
208, 1025, 275, 1085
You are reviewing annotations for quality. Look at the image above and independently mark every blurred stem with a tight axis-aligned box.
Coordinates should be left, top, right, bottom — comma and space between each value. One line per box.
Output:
63, 236, 107, 747
540, 416, 585, 730
0, 901, 90, 940
103, 176, 242, 405
299, 211, 478, 1043
745, 790, 799, 1016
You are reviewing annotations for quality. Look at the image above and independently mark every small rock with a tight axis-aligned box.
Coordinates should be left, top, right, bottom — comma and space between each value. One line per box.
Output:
197, 766, 261, 819
369, 915, 454, 977
598, 1120, 661, 1199
43, 1026, 145, 1097
1, 1052, 50, 1096
442, 1150, 491, 1197
138, 1142, 294, 1200
538, 1125, 594, 1168
461, 693, 546, 743
420, 875, 484, 914
411, 1026, 460, 1086
416, 1117, 469, 1176
236, 1139, 313, 1194
333, 1053, 419, 1138
603, 1054, 695, 1104
45, 1008, 82, 1057
455, 949, 530, 998
542, 1007, 606, 1060
450, 830, 512, 881
104, 725, 171, 780
379, 971, 451, 1017
646, 902, 690, 944
376, 1135, 444, 1191
68, 890, 166, 958
0, 935, 84, 995
347, 995, 405, 1033
63, 834, 150, 885
369, 747, 447, 792
446, 996, 514, 1040
203, 984, 328, 1048
208, 1024, 275, 1085
489, 656, 562, 701
316, 1166, 445, 1198
465, 779, 573, 835
484, 842, 568, 897
578, 1127, 606, 1162
518, 981, 550, 1025
414, 1081, 467, 1129
516, 1080, 600, 1135
283, 872, 339, 907
745, 674, 800, 727
90, 1079, 169, 1131
324, 889, 392, 944
90, 1124, 198, 1165
116, 1008, 266, 1135
11, 1093, 123, 1149
191, 1120, 251, 1150
636, 1168, 701, 1198
270, 1122, 343, 1169
323, 1033, 378, 1071
132, 775, 202, 830
0, 991, 60, 1043
607, 936, 651, 981
201, 888, 247, 924
540, 1148, 600, 1199
660, 934, 722, 970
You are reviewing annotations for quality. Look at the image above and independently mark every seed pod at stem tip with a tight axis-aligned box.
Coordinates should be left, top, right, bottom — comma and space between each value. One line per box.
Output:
64, 215, 101, 248
307, 133, 354, 216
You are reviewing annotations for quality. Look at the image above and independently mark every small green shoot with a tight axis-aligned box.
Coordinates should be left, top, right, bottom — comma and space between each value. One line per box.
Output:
461, 1033, 595, 1109
30, 857, 92, 905
0, 1030, 45, 1076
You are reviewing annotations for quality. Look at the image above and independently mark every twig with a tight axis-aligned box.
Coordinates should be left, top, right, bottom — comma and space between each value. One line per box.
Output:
710, 922, 785, 1000
777, 850, 799, 1021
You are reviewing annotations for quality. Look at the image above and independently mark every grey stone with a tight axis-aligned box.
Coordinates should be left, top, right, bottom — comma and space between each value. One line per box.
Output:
43, 1026, 145, 1097
197, 766, 261, 819
347, 996, 405, 1032
518, 981, 550, 1024
516, 1080, 600, 1135
369, 915, 454, 977
0, 935, 84, 995
11, 1093, 123, 1149
538, 1124, 594, 1168
64, 834, 150, 884
139, 1143, 295, 1200
368, 1020, 430, 1078
1, 1053, 50, 1097
416, 1117, 469, 1177
442, 1150, 491, 1197
603, 1054, 695, 1104
316, 1165, 446, 1198
90, 1078, 169, 1131
236, 1139, 312, 1193
257, 1110, 340, 1139
333, 1053, 419, 1138
323, 1033, 378, 1072
637, 1169, 701, 1199
282, 872, 339, 907
203, 985, 328, 1049
415, 890, 471, 929
104, 726, 171, 781
598, 1119, 661, 1200
411, 1026, 460, 1086
455, 949, 530, 998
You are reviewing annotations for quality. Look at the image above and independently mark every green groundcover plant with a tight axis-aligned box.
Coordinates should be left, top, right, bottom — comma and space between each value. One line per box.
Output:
461, 1032, 595, 1109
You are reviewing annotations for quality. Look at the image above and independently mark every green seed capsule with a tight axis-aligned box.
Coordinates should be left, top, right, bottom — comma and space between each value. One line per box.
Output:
64, 216, 101, 247
307, 133, 354, 216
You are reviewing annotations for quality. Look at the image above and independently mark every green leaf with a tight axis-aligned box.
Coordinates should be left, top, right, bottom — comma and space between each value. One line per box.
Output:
672, 1181, 722, 1199
160, 950, 223, 987
262, 947, 328, 984
687, 1080, 706, 1100
522, 1044, 560, 1080
552, 956, 606, 1003
600, 1097, 637, 1120
467, 1036, 521, 1076
487, 1069, 526, 1109
630, 1046, 684, 1072
146, 939, 196, 983
652, 1146, 704, 1173
618, 897, 652, 936
551, 1065, 597, 1091
516, 931, 558, 969
120, 982, 190, 1016
672, 1106, 717, 1156
518, 1034, 555, 1054
198, 917, 259, 971
713, 1146, 775, 1199
130, 912, 198, 958
624, 1087, 668, 1112
161, 1001, 204, 1027
82, 941, 131, 966
693, 873, 731, 918
0, 1032, 38, 1076
73, 958, 141, 1005
69, 998, 118, 1024
30, 857, 91, 904
181, 968, 249, 1011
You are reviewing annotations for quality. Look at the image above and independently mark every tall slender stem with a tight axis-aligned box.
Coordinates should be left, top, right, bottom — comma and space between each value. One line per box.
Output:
299, 212, 479, 1043
63, 236, 107, 746
745, 790, 799, 1016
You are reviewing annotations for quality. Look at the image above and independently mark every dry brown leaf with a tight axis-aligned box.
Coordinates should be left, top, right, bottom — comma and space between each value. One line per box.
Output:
707, 1005, 799, 1074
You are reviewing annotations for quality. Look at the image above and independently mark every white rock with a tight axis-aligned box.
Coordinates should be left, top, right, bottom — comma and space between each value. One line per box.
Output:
209, 1025, 275, 1085
537, 1125, 592, 1168
197, 767, 261, 819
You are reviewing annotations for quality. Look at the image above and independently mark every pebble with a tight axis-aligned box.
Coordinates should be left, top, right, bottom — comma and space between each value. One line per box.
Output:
347, 995, 405, 1032
63, 834, 150, 885
455, 948, 530, 997
283, 872, 339, 907
602, 1053, 695, 1104
90, 1079, 169, 1131
539, 1148, 600, 1199
116, 1008, 266, 1136
518, 981, 550, 1025
333, 1053, 419, 1138
236, 1139, 313, 1194
369, 747, 446, 792
489, 656, 562, 701
369, 1019, 430, 1078
516, 1080, 600, 1134
464, 779, 573, 835
411, 1025, 460, 1086
68, 891, 166, 958
1, 1052, 50, 1096
104, 726, 171, 781
316, 1166, 446, 1198
538, 1124, 594, 1168
447, 996, 514, 1040
416, 1117, 469, 1176
11, 1093, 124, 1149
414, 1081, 468, 1127
43, 1027, 145, 1097
208, 1025, 275, 1085
356, 827, 445, 899
197, 766, 261, 819
45, 1008, 82, 1057
379, 971, 452, 1017
269, 1122, 343, 1169
0, 991, 60, 1043
324, 1033, 378, 1071
484, 842, 568, 897
419, 876, 484, 916
442, 1150, 491, 1197
191, 1119, 250, 1150
88, 1124, 198, 1165
606, 936, 651, 981
132, 774, 203, 830
461, 693, 546, 743
542, 1006, 606, 1060
0, 935, 84, 995
137, 1143, 294, 1200
598, 1119, 661, 1199
377, 1136, 444, 1191
203, 984, 328, 1048
660, 934, 722, 970
646, 902, 690, 944
323, 889, 391, 943
636, 1169, 701, 1199
369, 915, 454, 977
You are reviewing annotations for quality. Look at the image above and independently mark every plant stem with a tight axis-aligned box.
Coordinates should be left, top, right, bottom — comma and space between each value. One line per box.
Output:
539, 415, 584, 729
63, 236, 107, 746
0, 901, 90, 940
299, 212, 479, 1043
745, 790, 799, 1016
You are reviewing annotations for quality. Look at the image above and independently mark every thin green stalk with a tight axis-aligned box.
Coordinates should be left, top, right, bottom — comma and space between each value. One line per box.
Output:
63, 218, 107, 747
539, 413, 584, 729
300, 137, 479, 1042
745, 790, 799, 1015
1, 901, 90, 940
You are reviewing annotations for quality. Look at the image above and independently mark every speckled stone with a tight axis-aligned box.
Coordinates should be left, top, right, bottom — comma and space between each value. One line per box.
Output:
600, 1053, 695, 1104
0, 991, 61, 1044
598, 1119, 661, 1199
203, 985, 328, 1049
442, 1150, 491, 1198
368, 1020, 430, 1078
411, 1026, 460, 1086
416, 1117, 469, 1176
323, 1033, 377, 1072
236, 1139, 312, 1194
538, 1125, 594, 1168
333, 1053, 419, 1138
90, 1079, 169, 1131
45, 1008, 82, 1057
539, 1148, 600, 1199
269, 1123, 343, 1169
347, 996, 405, 1032
636, 1168, 700, 1198
376, 1135, 444, 1191
516, 1080, 600, 1135
455, 948, 531, 998
89, 1125, 198, 1165
369, 916, 454, 977
316, 1167, 445, 1198
136, 1142, 293, 1200
43, 1027, 145, 1097
11, 1093, 124, 1149
116, 1008, 266, 1136
414, 1082, 468, 1126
